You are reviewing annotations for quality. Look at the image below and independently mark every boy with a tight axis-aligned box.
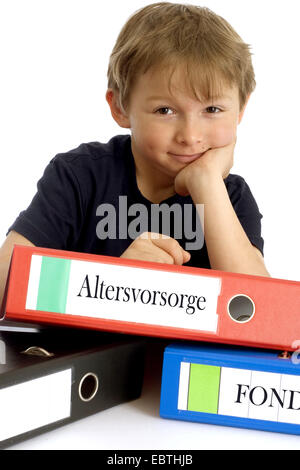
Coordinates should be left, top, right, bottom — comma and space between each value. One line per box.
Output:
0, 2, 269, 306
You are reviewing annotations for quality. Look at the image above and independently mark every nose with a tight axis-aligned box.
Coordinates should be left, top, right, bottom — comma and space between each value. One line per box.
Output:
175, 117, 203, 147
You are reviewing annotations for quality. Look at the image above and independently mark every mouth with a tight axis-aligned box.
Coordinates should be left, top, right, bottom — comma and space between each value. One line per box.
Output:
168, 152, 205, 163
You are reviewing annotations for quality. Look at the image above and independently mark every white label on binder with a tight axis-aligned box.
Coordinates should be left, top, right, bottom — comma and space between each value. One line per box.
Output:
26, 255, 221, 333
178, 362, 191, 410
180, 362, 300, 425
0, 369, 72, 442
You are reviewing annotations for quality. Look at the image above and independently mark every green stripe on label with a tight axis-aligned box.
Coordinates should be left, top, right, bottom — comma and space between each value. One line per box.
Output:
187, 364, 221, 414
36, 257, 71, 313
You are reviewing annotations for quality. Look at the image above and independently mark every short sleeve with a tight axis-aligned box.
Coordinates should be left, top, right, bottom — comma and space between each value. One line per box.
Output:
7, 155, 84, 250
225, 174, 264, 256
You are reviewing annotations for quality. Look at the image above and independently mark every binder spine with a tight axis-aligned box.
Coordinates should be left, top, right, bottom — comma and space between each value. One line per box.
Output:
0, 332, 145, 449
160, 344, 300, 435
0, 368, 72, 444
5, 245, 300, 351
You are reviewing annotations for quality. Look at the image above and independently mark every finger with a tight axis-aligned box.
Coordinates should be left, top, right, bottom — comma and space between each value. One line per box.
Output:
138, 232, 171, 241
150, 236, 189, 265
182, 250, 191, 264
136, 233, 190, 265
121, 241, 175, 264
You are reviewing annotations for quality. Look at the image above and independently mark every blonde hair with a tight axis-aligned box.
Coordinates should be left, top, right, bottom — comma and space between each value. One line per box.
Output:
107, 2, 255, 111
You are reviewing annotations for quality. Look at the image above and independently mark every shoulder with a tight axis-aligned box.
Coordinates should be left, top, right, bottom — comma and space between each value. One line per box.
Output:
39, 134, 132, 204
224, 173, 248, 192
224, 173, 255, 205
46, 134, 132, 195
225, 173, 262, 221
51, 134, 131, 170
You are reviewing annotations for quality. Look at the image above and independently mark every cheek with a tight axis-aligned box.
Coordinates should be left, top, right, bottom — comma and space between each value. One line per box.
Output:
132, 126, 163, 158
135, 125, 167, 153
208, 121, 237, 147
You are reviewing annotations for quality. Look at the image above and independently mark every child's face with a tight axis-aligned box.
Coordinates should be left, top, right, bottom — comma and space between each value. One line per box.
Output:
109, 64, 247, 188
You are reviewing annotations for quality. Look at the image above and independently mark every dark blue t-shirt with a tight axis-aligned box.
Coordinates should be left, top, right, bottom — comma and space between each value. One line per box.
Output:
8, 134, 264, 268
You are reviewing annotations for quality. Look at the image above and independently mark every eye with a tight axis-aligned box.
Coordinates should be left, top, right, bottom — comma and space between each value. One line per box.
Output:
155, 107, 174, 115
205, 106, 222, 114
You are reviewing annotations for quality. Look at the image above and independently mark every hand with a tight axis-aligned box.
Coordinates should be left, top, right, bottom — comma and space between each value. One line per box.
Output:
174, 139, 236, 196
120, 232, 191, 265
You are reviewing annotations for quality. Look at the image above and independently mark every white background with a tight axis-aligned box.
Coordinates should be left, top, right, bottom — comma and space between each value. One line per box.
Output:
1, 0, 300, 451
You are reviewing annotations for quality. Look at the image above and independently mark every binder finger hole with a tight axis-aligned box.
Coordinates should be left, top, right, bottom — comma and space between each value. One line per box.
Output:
78, 372, 99, 402
227, 294, 255, 323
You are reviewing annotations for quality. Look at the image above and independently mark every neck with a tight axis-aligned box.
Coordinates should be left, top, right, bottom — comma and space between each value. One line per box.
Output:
137, 175, 176, 203
132, 150, 176, 204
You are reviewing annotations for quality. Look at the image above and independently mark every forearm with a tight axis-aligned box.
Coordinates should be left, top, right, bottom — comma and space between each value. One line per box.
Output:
0, 261, 10, 311
189, 171, 270, 276
0, 231, 35, 310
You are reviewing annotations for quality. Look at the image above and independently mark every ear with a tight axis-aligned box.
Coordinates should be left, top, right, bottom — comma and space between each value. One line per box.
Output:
106, 89, 130, 129
238, 94, 251, 125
